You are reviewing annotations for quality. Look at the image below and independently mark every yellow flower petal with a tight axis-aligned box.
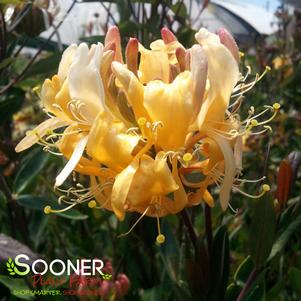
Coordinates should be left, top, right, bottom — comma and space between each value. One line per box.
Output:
86, 111, 140, 172
42, 76, 72, 122
195, 28, 239, 129
58, 126, 102, 176
207, 132, 236, 210
111, 62, 150, 122
143, 71, 194, 150
127, 154, 179, 208
138, 43, 170, 84
111, 158, 140, 221
57, 44, 77, 83
68, 43, 105, 122
55, 135, 89, 186
15, 118, 67, 152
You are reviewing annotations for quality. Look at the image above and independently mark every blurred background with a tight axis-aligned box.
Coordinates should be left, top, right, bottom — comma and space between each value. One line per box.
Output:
0, 0, 301, 300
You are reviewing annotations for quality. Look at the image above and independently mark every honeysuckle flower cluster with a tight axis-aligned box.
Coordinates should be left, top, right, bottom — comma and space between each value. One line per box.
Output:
15, 26, 280, 243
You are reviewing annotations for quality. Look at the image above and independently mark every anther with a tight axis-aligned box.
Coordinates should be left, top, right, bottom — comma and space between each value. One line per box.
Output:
262, 184, 270, 192
273, 103, 281, 110
183, 153, 193, 162
44, 206, 52, 214
88, 200, 97, 208
251, 119, 258, 127
138, 117, 147, 126
156, 234, 165, 244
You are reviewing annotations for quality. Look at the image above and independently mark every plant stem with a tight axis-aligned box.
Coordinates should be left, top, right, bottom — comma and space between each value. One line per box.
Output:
181, 209, 197, 251
204, 204, 213, 256
236, 268, 259, 301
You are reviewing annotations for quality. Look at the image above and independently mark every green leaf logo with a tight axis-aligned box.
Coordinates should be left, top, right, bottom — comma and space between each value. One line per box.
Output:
6, 258, 16, 276
102, 273, 112, 280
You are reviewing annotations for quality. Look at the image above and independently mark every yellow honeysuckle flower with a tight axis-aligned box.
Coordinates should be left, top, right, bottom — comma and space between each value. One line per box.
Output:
15, 26, 279, 242
111, 152, 187, 221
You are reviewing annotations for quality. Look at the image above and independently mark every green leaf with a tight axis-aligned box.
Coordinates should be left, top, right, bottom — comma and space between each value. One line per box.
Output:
209, 226, 230, 301
225, 283, 240, 301
119, 20, 140, 36
56, 209, 89, 220
13, 149, 50, 194
266, 278, 286, 301
0, 0, 25, 3
288, 267, 301, 297
234, 256, 255, 286
249, 195, 276, 267
269, 212, 301, 261
0, 275, 33, 300
171, 1, 188, 19
0, 57, 14, 70
80, 35, 105, 45
16, 195, 88, 220
0, 88, 25, 123
25, 52, 62, 77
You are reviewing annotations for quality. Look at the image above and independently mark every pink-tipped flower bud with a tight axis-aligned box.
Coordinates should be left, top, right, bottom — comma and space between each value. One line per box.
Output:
175, 47, 187, 71
126, 38, 139, 76
161, 27, 177, 44
114, 280, 122, 299
99, 280, 111, 297
104, 260, 114, 275
105, 26, 123, 63
104, 41, 116, 52
218, 28, 240, 62
118, 273, 131, 296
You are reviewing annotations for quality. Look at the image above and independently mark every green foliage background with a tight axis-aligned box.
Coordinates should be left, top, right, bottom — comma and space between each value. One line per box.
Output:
0, 1, 301, 300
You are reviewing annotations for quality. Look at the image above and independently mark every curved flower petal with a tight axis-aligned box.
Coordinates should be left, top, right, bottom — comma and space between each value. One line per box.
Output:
111, 158, 140, 221
138, 43, 170, 84
127, 154, 179, 207
111, 62, 150, 122
208, 132, 236, 210
15, 118, 67, 152
86, 111, 140, 172
190, 44, 208, 122
68, 43, 105, 122
195, 28, 239, 129
55, 135, 89, 186
58, 126, 102, 176
143, 71, 194, 150
42, 75, 73, 122
57, 44, 77, 83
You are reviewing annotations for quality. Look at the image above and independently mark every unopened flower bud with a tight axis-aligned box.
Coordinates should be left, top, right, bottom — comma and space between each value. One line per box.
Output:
161, 27, 177, 44
118, 273, 131, 295
218, 28, 240, 62
99, 280, 111, 297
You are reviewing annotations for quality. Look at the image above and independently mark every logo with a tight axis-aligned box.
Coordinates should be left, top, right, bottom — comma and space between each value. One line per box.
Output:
6, 257, 25, 276
5, 254, 115, 297
5, 254, 111, 279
